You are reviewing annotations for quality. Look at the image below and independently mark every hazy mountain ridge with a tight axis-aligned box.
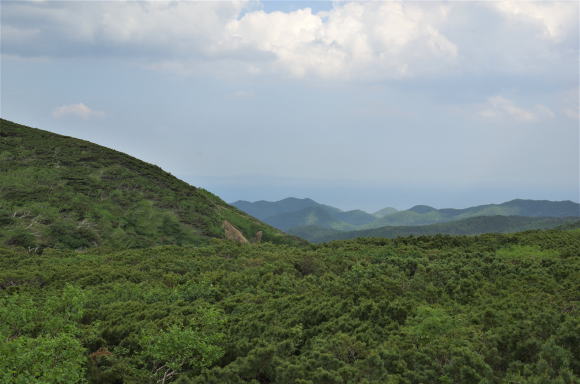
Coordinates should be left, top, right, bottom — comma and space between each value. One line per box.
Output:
232, 198, 377, 231
372, 206, 398, 218
365, 199, 580, 228
233, 197, 580, 237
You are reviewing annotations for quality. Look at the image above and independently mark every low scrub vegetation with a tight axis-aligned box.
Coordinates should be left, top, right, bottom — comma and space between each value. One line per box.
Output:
1, 229, 579, 383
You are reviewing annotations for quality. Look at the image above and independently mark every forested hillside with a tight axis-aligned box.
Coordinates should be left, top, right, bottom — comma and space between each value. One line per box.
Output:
290, 216, 580, 243
1, 229, 579, 383
0, 119, 301, 249
233, 198, 376, 231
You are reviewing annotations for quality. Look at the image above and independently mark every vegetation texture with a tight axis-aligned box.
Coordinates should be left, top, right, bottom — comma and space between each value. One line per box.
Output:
0, 119, 302, 250
1, 229, 579, 383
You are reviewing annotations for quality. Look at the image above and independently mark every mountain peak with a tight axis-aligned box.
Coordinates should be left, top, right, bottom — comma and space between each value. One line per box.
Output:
408, 205, 437, 214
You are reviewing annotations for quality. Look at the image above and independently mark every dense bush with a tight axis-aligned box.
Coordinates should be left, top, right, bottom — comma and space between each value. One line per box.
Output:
1, 229, 578, 383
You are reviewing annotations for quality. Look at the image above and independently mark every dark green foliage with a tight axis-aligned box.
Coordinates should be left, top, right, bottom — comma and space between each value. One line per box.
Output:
1, 229, 578, 383
0, 119, 302, 250
292, 216, 580, 243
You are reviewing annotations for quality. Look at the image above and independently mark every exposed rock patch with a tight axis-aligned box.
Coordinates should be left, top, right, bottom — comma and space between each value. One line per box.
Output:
223, 220, 248, 244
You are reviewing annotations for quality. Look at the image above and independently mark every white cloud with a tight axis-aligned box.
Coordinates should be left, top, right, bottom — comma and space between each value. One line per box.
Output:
490, 0, 578, 42
223, 2, 457, 79
52, 103, 104, 119
479, 96, 554, 123
1, 1, 577, 80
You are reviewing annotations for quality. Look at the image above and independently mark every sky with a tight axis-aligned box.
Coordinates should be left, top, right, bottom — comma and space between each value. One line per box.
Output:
1, 0, 579, 212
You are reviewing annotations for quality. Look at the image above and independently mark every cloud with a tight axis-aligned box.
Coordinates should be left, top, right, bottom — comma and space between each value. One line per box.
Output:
490, 0, 578, 42
479, 96, 554, 123
52, 103, 104, 119
1, 1, 577, 80
223, 2, 457, 79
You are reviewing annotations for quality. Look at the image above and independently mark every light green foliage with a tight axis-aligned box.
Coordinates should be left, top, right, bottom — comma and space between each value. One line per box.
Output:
496, 245, 558, 262
0, 334, 87, 384
140, 310, 224, 383
0, 284, 88, 383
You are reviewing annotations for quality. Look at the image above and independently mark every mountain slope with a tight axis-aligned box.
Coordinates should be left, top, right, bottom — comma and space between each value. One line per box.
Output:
231, 197, 325, 220
233, 198, 376, 231
290, 215, 579, 242
373, 206, 398, 218
0, 119, 301, 249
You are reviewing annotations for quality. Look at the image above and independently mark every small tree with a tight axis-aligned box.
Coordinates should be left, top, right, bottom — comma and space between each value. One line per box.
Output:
140, 309, 224, 384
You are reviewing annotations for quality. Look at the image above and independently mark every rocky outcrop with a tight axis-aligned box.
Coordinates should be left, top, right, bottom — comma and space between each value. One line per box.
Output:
223, 220, 248, 244
254, 231, 263, 243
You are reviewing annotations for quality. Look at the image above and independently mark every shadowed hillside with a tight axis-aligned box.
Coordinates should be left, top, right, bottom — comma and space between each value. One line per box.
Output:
0, 119, 302, 250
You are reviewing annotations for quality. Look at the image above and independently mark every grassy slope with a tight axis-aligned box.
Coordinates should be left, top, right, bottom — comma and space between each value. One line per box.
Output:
0, 119, 302, 249
290, 215, 579, 242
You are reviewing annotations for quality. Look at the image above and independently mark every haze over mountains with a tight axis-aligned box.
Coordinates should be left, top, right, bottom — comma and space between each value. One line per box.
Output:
233, 197, 580, 242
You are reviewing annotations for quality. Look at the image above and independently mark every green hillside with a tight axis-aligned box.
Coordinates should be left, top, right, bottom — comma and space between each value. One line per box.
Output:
233, 199, 377, 231
290, 216, 579, 243
232, 197, 328, 220
372, 206, 398, 218
265, 206, 376, 231
1, 229, 579, 383
0, 119, 301, 250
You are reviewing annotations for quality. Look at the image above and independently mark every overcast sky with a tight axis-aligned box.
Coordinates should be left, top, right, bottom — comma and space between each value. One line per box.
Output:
1, 0, 578, 211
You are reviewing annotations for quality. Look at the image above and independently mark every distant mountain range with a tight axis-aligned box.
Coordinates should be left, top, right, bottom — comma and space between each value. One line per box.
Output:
232, 197, 580, 242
